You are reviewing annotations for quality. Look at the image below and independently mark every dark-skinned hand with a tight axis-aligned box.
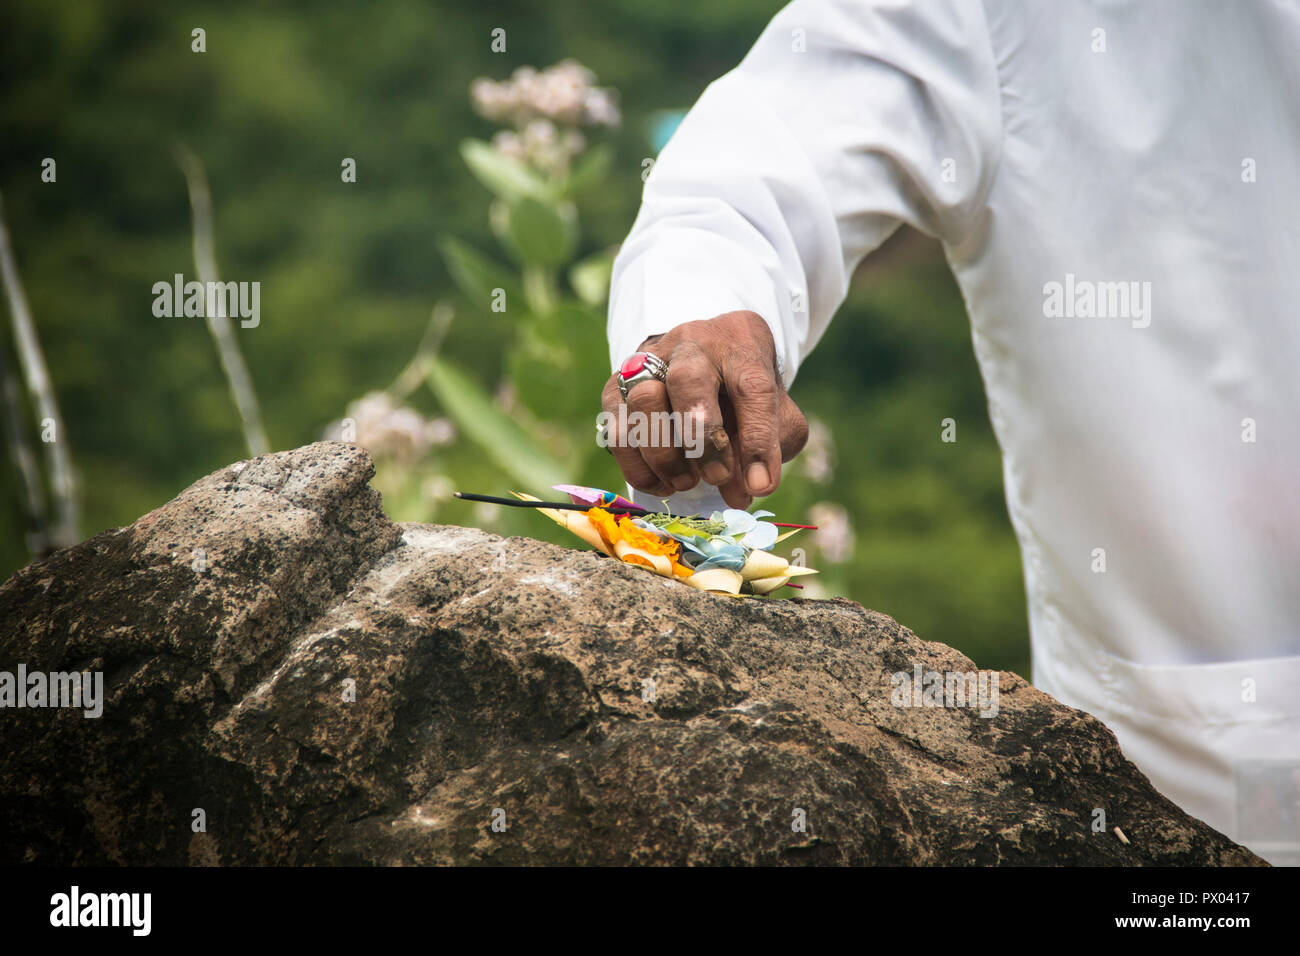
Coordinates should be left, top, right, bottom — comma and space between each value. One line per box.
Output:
600, 310, 809, 509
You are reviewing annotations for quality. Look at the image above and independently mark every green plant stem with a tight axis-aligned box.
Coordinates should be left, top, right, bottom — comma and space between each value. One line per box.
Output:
390, 301, 455, 401
0, 189, 79, 550
522, 266, 558, 315
175, 144, 270, 458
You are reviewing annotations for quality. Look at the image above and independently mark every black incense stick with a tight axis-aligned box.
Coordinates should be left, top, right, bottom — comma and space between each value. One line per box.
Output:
454, 491, 816, 529
453, 491, 651, 515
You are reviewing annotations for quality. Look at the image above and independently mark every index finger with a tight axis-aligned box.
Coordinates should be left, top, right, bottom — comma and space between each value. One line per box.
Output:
663, 340, 732, 487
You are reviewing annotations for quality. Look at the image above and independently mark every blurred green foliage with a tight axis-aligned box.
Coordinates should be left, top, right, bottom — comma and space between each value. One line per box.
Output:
0, 0, 1028, 675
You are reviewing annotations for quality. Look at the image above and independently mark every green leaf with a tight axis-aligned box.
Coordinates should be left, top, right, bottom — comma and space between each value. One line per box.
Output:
424, 356, 566, 490
505, 197, 577, 266
438, 237, 521, 314
569, 247, 616, 307
564, 144, 613, 196
507, 303, 608, 424
459, 139, 551, 201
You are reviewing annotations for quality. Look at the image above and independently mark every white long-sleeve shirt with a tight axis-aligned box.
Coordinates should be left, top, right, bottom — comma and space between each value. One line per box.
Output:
609, 0, 1300, 864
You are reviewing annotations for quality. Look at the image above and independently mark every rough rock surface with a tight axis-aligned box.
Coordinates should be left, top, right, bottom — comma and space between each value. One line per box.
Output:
0, 442, 1262, 865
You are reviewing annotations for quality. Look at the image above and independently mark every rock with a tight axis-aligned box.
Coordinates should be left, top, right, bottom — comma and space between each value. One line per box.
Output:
0, 442, 1263, 865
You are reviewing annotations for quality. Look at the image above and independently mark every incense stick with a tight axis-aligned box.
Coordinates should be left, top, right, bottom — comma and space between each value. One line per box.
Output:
454, 492, 650, 515
453, 491, 817, 529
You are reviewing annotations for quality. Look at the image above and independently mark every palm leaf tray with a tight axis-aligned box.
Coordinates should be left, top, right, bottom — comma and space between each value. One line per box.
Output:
456, 484, 819, 597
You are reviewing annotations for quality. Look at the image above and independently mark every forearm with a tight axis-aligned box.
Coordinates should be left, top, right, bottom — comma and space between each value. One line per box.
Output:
607, 0, 1002, 382
607, 68, 850, 387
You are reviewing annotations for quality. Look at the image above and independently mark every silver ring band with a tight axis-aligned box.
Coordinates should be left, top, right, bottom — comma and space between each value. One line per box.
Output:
617, 351, 669, 401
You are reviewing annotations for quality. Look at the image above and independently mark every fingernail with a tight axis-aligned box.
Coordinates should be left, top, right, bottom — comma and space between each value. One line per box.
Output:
703, 461, 730, 484
746, 462, 771, 492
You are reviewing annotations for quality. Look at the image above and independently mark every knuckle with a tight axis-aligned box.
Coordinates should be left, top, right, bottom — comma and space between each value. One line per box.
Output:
729, 364, 778, 403
676, 318, 715, 341
625, 382, 665, 415
664, 356, 713, 394
723, 310, 775, 346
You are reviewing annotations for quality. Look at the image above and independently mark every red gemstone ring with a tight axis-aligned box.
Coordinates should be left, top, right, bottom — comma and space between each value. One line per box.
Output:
617, 351, 669, 401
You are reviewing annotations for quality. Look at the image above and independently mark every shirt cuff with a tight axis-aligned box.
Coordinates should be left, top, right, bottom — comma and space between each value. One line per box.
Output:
606, 230, 797, 385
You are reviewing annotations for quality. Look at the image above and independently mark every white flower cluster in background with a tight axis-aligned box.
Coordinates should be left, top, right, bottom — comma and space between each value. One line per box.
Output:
325, 391, 455, 463
472, 60, 620, 174
809, 501, 855, 563
491, 120, 588, 175
800, 417, 835, 484
472, 60, 621, 128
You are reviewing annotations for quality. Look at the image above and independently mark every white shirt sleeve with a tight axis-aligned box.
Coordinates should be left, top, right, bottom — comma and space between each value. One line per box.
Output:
607, 0, 1004, 383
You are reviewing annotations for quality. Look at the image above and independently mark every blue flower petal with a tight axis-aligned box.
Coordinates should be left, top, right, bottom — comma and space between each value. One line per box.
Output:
695, 545, 747, 572
721, 509, 758, 535
741, 523, 779, 551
